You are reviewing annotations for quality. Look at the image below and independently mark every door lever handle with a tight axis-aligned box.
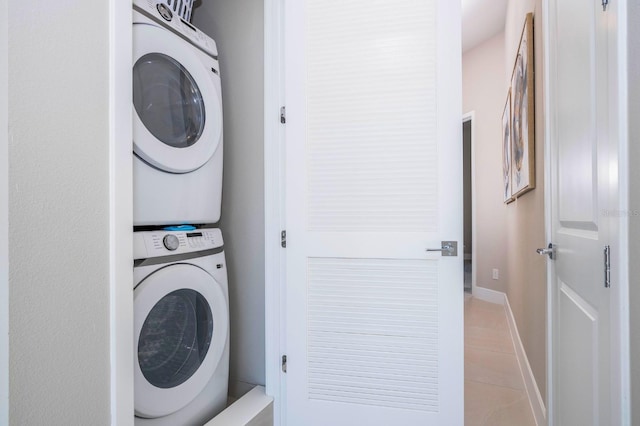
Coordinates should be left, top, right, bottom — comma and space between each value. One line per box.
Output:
426, 245, 452, 252
536, 243, 555, 260
426, 241, 457, 257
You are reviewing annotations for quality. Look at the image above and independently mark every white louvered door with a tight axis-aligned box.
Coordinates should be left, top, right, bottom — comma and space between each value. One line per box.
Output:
284, 1, 462, 425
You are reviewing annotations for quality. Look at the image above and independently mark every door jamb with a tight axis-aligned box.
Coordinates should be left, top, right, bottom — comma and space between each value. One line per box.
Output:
609, 1, 630, 423
264, 0, 286, 424
541, 3, 554, 423
462, 112, 477, 296
109, 0, 134, 424
1, 0, 8, 421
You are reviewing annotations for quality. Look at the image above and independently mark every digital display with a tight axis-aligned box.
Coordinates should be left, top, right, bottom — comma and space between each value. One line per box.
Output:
187, 232, 203, 238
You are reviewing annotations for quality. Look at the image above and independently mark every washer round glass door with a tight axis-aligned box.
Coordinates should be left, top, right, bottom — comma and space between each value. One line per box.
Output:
134, 264, 228, 419
133, 24, 222, 173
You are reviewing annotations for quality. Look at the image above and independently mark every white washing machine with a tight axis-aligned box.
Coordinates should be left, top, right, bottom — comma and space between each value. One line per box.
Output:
133, 0, 223, 226
134, 228, 229, 425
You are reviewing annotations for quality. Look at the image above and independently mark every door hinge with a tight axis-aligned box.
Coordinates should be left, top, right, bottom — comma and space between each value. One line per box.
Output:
604, 245, 611, 288
281, 230, 286, 248
282, 355, 287, 373
602, 0, 609, 11
280, 106, 286, 124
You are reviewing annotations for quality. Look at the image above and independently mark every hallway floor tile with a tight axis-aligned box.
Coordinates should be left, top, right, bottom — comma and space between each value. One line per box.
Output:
465, 296, 536, 426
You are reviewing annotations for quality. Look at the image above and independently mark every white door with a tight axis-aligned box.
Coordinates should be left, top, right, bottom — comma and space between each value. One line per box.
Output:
284, 1, 463, 425
546, 1, 620, 424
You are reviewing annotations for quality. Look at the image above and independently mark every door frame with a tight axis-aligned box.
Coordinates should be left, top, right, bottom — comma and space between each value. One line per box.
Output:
264, 0, 286, 424
109, 0, 134, 424
462, 112, 478, 295
542, 1, 630, 424
1, 0, 8, 421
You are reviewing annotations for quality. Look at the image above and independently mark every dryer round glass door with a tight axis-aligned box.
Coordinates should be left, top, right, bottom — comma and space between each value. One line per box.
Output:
133, 24, 223, 174
133, 53, 205, 150
134, 264, 229, 419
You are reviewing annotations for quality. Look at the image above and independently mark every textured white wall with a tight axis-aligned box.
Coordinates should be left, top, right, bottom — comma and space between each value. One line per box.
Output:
629, 2, 640, 423
462, 32, 509, 292
8, 1, 111, 423
192, 0, 266, 395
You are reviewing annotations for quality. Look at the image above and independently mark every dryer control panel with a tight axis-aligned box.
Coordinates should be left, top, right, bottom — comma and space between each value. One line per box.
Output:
134, 228, 223, 260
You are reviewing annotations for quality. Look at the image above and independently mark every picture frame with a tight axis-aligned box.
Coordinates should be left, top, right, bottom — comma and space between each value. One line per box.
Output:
510, 13, 535, 198
502, 90, 514, 204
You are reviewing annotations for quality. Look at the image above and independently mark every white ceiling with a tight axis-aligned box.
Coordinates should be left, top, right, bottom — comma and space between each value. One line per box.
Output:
462, 0, 508, 52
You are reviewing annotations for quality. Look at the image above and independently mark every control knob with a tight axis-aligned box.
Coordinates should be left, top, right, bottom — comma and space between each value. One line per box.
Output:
156, 3, 173, 21
163, 234, 180, 251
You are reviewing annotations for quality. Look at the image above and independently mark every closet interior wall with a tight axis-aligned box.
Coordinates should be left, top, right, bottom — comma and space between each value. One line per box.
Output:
192, 0, 267, 398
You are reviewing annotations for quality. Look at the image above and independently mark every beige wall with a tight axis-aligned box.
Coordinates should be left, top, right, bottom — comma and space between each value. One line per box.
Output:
462, 32, 509, 293
193, 0, 266, 397
463, 0, 547, 404
504, 0, 547, 402
8, 1, 111, 423
629, 1, 640, 423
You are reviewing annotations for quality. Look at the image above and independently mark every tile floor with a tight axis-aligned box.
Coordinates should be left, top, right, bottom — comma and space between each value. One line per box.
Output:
464, 294, 537, 426
222, 295, 537, 426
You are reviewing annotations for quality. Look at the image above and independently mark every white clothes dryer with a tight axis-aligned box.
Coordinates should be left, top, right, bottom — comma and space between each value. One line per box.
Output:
133, 0, 223, 226
134, 228, 229, 425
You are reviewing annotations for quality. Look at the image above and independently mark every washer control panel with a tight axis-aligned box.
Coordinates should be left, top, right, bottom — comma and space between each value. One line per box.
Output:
163, 234, 180, 251
133, 0, 219, 58
134, 228, 223, 260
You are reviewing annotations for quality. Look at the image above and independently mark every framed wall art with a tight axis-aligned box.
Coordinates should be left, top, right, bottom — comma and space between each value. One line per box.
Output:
510, 13, 535, 198
502, 91, 514, 203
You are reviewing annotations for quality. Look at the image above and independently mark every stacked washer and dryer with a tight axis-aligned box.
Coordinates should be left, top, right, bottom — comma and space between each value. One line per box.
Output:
132, 1, 229, 424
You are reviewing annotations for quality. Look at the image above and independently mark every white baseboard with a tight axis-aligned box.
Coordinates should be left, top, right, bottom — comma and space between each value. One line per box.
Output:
471, 287, 546, 426
229, 379, 261, 400
206, 386, 273, 426
472, 285, 506, 305
503, 296, 547, 426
